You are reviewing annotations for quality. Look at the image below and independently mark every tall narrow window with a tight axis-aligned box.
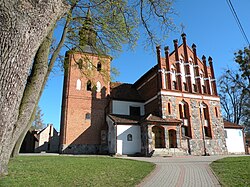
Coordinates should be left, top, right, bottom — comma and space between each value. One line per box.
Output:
97, 62, 102, 71
183, 103, 188, 119
87, 61, 92, 70
202, 104, 212, 138
215, 107, 218, 117
76, 79, 81, 90
193, 84, 197, 92
87, 80, 91, 91
96, 81, 101, 92
78, 59, 83, 69
173, 81, 177, 90
179, 104, 183, 119
183, 82, 187, 91
167, 103, 171, 115
202, 85, 206, 94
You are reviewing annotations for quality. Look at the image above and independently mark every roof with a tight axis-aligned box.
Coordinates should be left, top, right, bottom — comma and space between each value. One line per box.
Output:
224, 121, 244, 129
143, 114, 182, 124
110, 82, 144, 102
108, 114, 140, 124
108, 114, 182, 125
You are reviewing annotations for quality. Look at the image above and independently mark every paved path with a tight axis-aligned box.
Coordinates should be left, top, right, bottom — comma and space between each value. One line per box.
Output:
126, 156, 226, 187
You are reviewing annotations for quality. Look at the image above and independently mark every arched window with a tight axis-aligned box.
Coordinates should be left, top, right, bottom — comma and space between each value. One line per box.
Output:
173, 81, 177, 90
85, 113, 91, 120
87, 61, 92, 70
96, 81, 101, 92
78, 59, 83, 69
87, 80, 91, 91
179, 104, 183, 119
97, 62, 102, 71
127, 134, 132, 141
76, 79, 81, 90
202, 103, 212, 138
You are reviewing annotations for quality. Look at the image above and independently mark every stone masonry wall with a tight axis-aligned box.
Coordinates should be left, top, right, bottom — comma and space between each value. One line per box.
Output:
160, 95, 227, 155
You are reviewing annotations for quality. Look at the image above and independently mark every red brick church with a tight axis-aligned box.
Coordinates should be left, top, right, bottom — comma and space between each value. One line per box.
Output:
59, 13, 227, 156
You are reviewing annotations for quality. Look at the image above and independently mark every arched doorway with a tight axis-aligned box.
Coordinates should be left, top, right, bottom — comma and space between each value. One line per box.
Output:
152, 126, 165, 148
169, 129, 177, 148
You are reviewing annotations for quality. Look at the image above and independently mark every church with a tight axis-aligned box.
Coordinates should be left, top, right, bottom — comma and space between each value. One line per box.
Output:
59, 12, 228, 156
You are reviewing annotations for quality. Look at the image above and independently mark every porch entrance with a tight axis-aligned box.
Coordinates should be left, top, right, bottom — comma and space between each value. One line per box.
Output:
169, 129, 177, 148
152, 126, 165, 148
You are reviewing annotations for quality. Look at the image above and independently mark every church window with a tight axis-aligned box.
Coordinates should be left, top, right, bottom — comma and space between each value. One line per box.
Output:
193, 84, 197, 92
215, 107, 218, 117
97, 62, 102, 71
182, 126, 189, 137
96, 81, 101, 92
78, 59, 83, 69
87, 61, 92, 70
85, 113, 91, 120
167, 103, 171, 115
183, 83, 187, 91
202, 85, 206, 94
130, 106, 140, 116
183, 103, 189, 119
127, 134, 132, 141
202, 104, 212, 138
179, 104, 183, 119
76, 79, 81, 90
173, 81, 177, 90
87, 80, 92, 91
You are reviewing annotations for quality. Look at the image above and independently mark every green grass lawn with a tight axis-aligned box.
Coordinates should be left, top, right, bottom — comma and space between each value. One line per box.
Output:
0, 156, 155, 187
210, 156, 250, 187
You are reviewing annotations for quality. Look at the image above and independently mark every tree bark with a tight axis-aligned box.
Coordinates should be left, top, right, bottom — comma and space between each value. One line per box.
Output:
0, 0, 69, 176
11, 28, 54, 157
12, 11, 71, 157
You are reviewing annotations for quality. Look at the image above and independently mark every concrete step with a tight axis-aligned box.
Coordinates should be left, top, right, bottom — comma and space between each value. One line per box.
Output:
152, 148, 189, 157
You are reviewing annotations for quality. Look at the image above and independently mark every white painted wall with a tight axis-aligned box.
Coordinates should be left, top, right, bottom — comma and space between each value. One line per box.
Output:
117, 125, 141, 155
225, 128, 245, 154
112, 100, 145, 116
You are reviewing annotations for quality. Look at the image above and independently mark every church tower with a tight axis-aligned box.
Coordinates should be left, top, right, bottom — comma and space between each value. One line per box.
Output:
60, 9, 111, 154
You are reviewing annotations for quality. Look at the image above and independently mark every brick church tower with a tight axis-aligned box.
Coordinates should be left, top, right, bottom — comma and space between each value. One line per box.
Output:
60, 9, 111, 154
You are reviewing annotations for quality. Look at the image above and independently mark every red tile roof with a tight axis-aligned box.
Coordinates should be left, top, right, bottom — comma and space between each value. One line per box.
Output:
224, 121, 244, 129
108, 114, 140, 124
143, 114, 182, 124
108, 114, 182, 125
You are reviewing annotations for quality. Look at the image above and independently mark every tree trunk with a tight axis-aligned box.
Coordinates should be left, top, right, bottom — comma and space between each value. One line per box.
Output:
11, 28, 54, 157
11, 11, 71, 157
0, 0, 69, 176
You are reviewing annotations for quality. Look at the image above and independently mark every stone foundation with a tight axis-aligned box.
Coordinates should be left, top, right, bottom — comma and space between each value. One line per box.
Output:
60, 144, 108, 154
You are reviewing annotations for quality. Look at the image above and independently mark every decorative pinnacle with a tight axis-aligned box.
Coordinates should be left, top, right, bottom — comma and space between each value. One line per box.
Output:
208, 56, 213, 62
164, 46, 169, 52
173, 39, 178, 44
181, 33, 186, 38
202, 55, 206, 60
192, 43, 196, 49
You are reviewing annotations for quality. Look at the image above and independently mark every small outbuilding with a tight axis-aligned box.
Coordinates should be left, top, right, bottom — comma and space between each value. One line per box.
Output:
224, 121, 246, 154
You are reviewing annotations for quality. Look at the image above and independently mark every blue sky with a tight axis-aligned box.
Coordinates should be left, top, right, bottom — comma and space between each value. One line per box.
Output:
39, 0, 250, 131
